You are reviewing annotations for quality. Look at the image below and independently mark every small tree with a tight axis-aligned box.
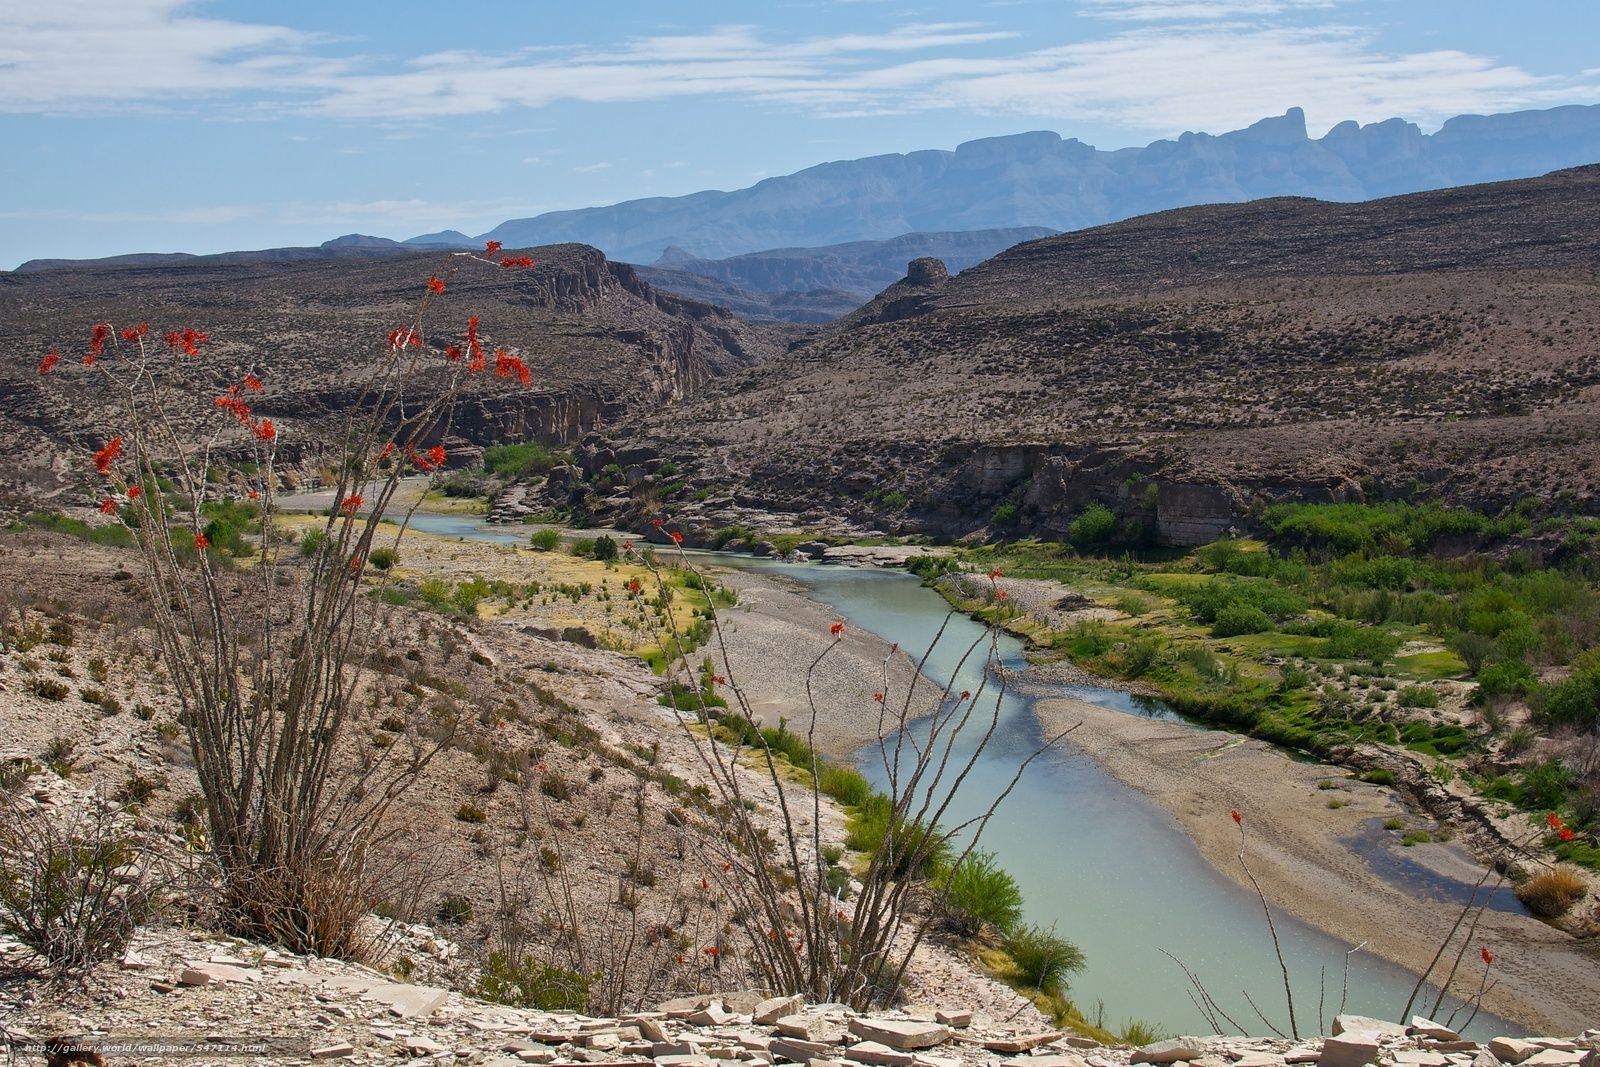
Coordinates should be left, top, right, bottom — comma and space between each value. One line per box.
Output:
38, 246, 540, 955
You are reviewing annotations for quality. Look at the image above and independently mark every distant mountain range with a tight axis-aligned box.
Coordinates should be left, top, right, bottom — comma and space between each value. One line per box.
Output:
16, 103, 1600, 322
630, 228, 1054, 323
464, 104, 1600, 263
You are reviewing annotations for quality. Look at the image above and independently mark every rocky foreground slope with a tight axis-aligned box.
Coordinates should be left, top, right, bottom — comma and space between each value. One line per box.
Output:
5, 925, 1595, 1067
586, 166, 1600, 545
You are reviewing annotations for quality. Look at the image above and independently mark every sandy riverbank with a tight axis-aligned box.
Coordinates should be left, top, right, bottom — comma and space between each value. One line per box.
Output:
703, 566, 944, 757
1028, 691, 1600, 1035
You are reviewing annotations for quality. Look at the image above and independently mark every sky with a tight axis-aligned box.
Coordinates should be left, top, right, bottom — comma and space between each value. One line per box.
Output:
3, 0, 1599, 268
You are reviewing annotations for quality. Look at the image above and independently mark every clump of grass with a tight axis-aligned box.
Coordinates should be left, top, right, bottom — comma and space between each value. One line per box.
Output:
455, 802, 487, 823
1003, 924, 1085, 997
1383, 817, 1406, 830
1515, 867, 1587, 917
1359, 768, 1396, 785
1118, 1020, 1171, 1046
1401, 829, 1433, 847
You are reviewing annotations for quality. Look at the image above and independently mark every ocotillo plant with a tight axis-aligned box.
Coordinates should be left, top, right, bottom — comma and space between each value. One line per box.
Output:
37, 244, 537, 956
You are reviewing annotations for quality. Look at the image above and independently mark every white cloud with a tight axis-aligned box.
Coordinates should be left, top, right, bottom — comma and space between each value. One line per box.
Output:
1079, 0, 1342, 21
0, 0, 1596, 138
572, 162, 613, 173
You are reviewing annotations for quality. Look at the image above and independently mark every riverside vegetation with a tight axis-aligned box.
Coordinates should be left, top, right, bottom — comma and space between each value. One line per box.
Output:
917, 499, 1600, 890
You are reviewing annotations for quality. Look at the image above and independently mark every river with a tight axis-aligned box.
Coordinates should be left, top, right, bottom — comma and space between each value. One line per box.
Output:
400, 512, 1517, 1037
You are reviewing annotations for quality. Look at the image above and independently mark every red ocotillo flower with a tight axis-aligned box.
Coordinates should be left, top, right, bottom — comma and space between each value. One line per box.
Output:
669, 530, 684, 544
127, 485, 143, 500
253, 419, 277, 441
427, 275, 446, 294
711, 675, 726, 686
92, 437, 123, 475
120, 323, 148, 343
1558, 827, 1577, 842
194, 532, 210, 550
38, 351, 60, 374
164, 327, 209, 357
81, 352, 96, 367
960, 690, 971, 700
1480, 947, 1494, 966
703, 947, 718, 957
247, 489, 260, 500
997, 589, 1008, 601
1547, 812, 1565, 829
340, 494, 364, 514
873, 692, 885, 703
627, 578, 642, 594
484, 240, 502, 257
1231, 809, 1243, 825
499, 255, 535, 269
700, 878, 709, 891
378, 441, 396, 462
651, 518, 664, 528
98, 498, 117, 515
242, 374, 263, 392
830, 622, 844, 635
387, 327, 424, 350
427, 445, 447, 469
89, 322, 112, 356
445, 345, 463, 362
989, 567, 1003, 579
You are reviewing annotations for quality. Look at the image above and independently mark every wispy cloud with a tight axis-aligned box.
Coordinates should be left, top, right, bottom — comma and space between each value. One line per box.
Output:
1, 0, 1597, 136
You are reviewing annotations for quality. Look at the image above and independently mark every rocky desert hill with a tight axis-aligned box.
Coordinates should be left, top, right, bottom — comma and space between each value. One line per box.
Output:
589, 166, 1600, 545
0, 244, 786, 501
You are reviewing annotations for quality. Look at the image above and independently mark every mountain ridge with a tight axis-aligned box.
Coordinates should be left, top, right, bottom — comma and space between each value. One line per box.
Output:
472, 103, 1600, 263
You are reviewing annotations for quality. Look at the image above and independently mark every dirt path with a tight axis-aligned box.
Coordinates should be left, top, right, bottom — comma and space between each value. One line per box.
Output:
1030, 692, 1600, 1035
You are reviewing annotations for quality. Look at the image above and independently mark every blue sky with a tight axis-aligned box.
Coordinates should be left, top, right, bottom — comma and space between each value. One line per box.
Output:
4, 0, 1599, 267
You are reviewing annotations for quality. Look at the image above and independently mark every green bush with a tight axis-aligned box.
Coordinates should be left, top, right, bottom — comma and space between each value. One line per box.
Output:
1069, 504, 1117, 546
1396, 684, 1440, 708
881, 490, 908, 509
1535, 656, 1600, 730
991, 502, 1019, 527
475, 950, 588, 1010
482, 442, 567, 479
1004, 924, 1085, 997
529, 528, 562, 551
368, 547, 397, 571
937, 850, 1024, 936
1212, 602, 1273, 637
591, 535, 619, 562
299, 527, 326, 557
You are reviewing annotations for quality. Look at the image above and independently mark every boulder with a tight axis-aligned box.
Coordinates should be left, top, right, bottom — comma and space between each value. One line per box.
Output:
1332, 1016, 1408, 1040
847, 1020, 949, 1051
310, 1044, 355, 1060
1491, 1041, 1542, 1065
1319, 1036, 1381, 1067
846, 1041, 917, 1067
1520, 1054, 1585, 1067
933, 1010, 972, 1029
1411, 1019, 1462, 1042
754, 996, 805, 1025
1134, 1039, 1208, 1065
984, 1032, 1069, 1054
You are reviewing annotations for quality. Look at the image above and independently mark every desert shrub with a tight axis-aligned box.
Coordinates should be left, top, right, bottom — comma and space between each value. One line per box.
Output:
1003, 924, 1085, 996
1113, 593, 1151, 617
937, 850, 1023, 936
1396, 684, 1441, 709
1212, 602, 1273, 637
1514, 867, 1587, 917
0, 800, 159, 981
991, 502, 1019, 527
29, 678, 70, 701
436, 894, 474, 925
298, 527, 326, 557
368, 547, 397, 571
1358, 768, 1396, 785
1069, 503, 1118, 546
475, 950, 589, 1010
482, 442, 567, 479
1535, 657, 1600, 730
591, 535, 619, 562
539, 773, 572, 801
1476, 660, 1536, 704
844, 800, 948, 880
529, 528, 561, 551
1322, 622, 1402, 665
455, 802, 487, 823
